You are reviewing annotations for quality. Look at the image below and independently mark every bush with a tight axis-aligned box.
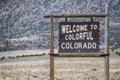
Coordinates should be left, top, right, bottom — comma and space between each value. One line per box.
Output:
0, 56, 5, 60
42, 53, 46, 55
115, 51, 120, 56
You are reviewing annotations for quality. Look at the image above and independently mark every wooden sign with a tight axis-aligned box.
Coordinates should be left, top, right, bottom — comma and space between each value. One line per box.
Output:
59, 22, 99, 53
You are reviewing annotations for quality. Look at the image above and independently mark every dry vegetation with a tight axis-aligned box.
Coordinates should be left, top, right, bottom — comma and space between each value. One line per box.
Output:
0, 49, 120, 80
0, 57, 120, 80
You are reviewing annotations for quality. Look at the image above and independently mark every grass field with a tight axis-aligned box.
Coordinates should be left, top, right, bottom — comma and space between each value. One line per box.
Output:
0, 49, 120, 80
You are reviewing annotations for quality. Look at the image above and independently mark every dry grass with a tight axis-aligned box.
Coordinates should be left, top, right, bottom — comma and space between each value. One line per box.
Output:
0, 50, 120, 80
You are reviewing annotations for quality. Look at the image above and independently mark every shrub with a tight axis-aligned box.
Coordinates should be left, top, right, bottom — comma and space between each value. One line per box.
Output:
0, 56, 5, 60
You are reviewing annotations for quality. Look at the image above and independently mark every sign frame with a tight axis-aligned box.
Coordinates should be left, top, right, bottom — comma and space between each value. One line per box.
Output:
44, 4, 109, 80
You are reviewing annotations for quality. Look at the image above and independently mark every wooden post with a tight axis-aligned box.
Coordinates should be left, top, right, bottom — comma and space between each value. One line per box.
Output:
105, 4, 109, 80
50, 15, 54, 80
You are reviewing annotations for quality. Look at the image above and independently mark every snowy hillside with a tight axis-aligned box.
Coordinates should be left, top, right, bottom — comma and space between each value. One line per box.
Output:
0, 0, 120, 51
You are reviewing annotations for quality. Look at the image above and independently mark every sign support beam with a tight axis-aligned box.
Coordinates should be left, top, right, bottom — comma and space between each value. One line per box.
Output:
49, 53, 109, 57
44, 13, 108, 18
50, 15, 54, 80
105, 4, 109, 80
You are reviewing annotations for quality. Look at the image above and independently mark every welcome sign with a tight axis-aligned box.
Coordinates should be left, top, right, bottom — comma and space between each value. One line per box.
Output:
59, 22, 99, 53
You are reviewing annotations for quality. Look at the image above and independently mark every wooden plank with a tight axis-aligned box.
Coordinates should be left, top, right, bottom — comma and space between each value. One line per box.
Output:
44, 13, 108, 18
50, 15, 54, 80
49, 53, 109, 57
59, 53, 104, 57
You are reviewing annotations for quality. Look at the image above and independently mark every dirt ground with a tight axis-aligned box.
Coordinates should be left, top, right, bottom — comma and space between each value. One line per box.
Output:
0, 55, 120, 80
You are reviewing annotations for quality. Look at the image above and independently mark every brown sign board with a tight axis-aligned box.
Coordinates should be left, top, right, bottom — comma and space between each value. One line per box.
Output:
59, 22, 100, 53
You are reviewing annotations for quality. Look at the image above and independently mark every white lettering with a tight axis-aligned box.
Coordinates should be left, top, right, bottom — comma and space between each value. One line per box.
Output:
61, 42, 97, 49
61, 24, 89, 34
65, 35, 68, 40
91, 24, 98, 30
93, 42, 97, 49
73, 25, 76, 32
64, 32, 94, 41
62, 25, 66, 34
61, 42, 65, 49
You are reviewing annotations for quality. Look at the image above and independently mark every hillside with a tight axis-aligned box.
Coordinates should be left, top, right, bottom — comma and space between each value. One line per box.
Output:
0, 0, 120, 51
